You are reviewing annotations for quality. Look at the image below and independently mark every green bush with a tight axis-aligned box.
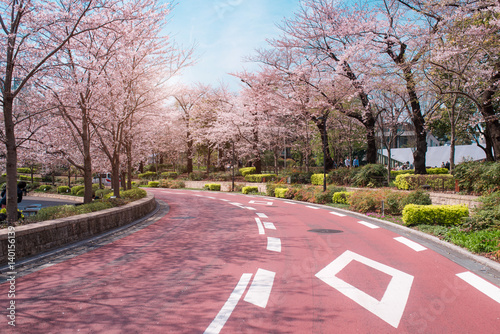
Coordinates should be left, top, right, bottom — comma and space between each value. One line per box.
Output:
138, 171, 158, 180
328, 168, 354, 185
239, 167, 256, 176
19, 175, 42, 182
394, 174, 454, 191
57, 186, 71, 194
76, 189, 85, 196
453, 161, 500, 194
402, 204, 469, 226
427, 168, 450, 175
204, 183, 221, 191
148, 181, 160, 188
242, 186, 259, 194
266, 183, 281, 196
464, 192, 500, 230
28, 201, 115, 222
188, 171, 205, 181
311, 174, 325, 186
390, 170, 415, 177
245, 174, 277, 182
275, 188, 288, 198
332, 191, 353, 205
161, 172, 178, 179
71, 185, 84, 195
121, 188, 147, 200
402, 190, 432, 206
95, 188, 113, 198
35, 185, 52, 192
351, 164, 387, 187
348, 190, 382, 213
444, 228, 500, 254
17, 167, 31, 174
281, 171, 313, 184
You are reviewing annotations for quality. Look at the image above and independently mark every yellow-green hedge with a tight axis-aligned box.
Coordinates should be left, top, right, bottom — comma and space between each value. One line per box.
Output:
239, 167, 256, 176
332, 191, 353, 204
394, 174, 454, 191
204, 183, 221, 191
244, 174, 277, 182
242, 186, 259, 194
311, 173, 325, 185
402, 204, 469, 226
275, 188, 288, 198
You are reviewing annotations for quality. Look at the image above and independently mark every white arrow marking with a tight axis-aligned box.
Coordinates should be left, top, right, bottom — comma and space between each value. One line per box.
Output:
244, 269, 276, 308
316, 250, 413, 328
457, 272, 500, 304
394, 237, 427, 252
204, 273, 252, 334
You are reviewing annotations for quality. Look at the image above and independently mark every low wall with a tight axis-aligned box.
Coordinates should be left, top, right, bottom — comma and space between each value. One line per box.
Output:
0, 193, 156, 265
428, 192, 481, 208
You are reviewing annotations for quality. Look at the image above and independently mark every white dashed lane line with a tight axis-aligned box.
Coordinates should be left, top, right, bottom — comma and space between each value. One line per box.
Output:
330, 211, 346, 217
357, 220, 380, 229
456, 272, 500, 304
306, 205, 320, 210
394, 237, 427, 252
267, 237, 282, 252
254, 218, 265, 235
256, 213, 268, 218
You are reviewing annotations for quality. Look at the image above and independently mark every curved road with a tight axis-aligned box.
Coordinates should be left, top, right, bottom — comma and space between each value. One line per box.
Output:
1, 189, 499, 333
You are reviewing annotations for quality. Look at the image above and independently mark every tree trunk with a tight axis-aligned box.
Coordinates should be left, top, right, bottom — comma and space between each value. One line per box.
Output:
112, 153, 121, 197
481, 96, 500, 161
315, 117, 334, 170
186, 135, 193, 174
206, 147, 212, 176
3, 94, 19, 222
126, 142, 133, 190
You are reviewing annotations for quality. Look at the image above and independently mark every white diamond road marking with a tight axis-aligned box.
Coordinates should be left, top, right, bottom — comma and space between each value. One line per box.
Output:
249, 200, 273, 206
256, 213, 268, 218
204, 273, 252, 334
457, 272, 500, 304
394, 237, 427, 252
263, 222, 276, 230
315, 250, 414, 328
330, 212, 346, 217
306, 205, 320, 210
357, 220, 380, 229
244, 269, 276, 308
254, 218, 265, 235
267, 237, 281, 252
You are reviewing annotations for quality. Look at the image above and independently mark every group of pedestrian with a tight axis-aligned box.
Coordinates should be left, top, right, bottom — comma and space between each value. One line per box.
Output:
343, 156, 359, 168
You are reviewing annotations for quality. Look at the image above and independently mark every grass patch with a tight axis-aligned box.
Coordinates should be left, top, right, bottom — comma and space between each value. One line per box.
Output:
443, 228, 500, 254
26, 201, 116, 223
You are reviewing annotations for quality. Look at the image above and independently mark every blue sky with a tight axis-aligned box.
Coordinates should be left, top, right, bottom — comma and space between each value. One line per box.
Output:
166, 0, 300, 91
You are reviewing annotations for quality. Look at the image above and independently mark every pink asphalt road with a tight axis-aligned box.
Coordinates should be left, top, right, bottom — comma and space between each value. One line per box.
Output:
1, 189, 499, 333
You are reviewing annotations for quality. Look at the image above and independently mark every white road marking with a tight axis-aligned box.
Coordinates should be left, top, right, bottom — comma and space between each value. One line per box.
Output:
195, 195, 205, 197
267, 237, 281, 252
229, 202, 244, 207
207, 196, 216, 199
330, 212, 346, 217
316, 250, 413, 328
204, 273, 253, 334
306, 205, 320, 210
244, 206, 257, 211
357, 220, 380, 229
254, 218, 265, 235
263, 222, 276, 230
256, 213, 268, 218
456, 272, 500, 304
244, 269, 276, 308
249, 200, 273, 206
220, 199, 230, 202
394, 237, 427, 252
285, 201, 296, 205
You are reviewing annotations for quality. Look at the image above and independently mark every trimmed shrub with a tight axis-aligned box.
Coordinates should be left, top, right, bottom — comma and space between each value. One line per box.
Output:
245, 174, 277, 182
148, 181, 160, 188
35, 185, 52, 192
275, 187, 288, 198
95, 188, 113, 198
402, 190, 432, 206
242, 186, 259, 194
394, 174, 454, 191
402, 204, 469, 226
138, 171, 158, 180
282, 171, 313, 184
328, 168, 355, 185
71, 185, 84, 195
57, 186, 71, 194
453, 161, 500, 194
17, 167, 31, 174
76, 189, 85, 196
204, 183, 221, 191
311, 174, 325, 186
121, 188, 147, 200
332, 191, 353, 205
239, 167, 256, 176
390, 170, 414, 178
348, 190, 383, 213
161, 171, 178, 179
427, 168, 450, 175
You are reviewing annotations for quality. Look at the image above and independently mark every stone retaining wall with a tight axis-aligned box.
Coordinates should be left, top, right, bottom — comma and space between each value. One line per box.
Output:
0, 193, 156, 265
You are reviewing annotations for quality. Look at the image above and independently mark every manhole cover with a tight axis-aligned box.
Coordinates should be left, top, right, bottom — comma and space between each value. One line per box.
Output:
308, 229, 343, 234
